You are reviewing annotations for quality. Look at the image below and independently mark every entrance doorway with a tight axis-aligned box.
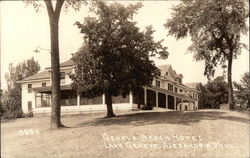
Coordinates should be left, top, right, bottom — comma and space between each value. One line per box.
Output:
147, 89, 156, 107
168, 95, 175, 109
158, 92, 166, 108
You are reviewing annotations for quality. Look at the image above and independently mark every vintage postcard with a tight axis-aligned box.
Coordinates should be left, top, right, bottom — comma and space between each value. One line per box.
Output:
1, 0, 249, 158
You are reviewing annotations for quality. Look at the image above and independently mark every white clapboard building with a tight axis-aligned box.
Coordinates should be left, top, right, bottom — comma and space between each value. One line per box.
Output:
18, 59, 201, 115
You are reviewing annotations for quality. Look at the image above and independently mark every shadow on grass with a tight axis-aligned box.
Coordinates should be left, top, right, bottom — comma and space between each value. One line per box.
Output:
74, 110, 250, 128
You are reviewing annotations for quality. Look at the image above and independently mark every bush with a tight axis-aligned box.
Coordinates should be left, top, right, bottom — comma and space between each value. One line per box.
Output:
234, 102, 250, 112
141, 105, 154, 110
22, 111, 33, 118
2, 109, 23, 119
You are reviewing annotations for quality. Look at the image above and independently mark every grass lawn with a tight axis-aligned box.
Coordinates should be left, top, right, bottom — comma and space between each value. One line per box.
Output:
1, 109, 249, 158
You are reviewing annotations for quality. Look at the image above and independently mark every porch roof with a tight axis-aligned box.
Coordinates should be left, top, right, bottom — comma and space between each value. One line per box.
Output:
31, 85, 72, 93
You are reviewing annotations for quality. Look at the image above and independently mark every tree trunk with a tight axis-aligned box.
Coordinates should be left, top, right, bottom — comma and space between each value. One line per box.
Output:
227, 57, 234, 110
44, 0, 65, 129
49, 18, 63, 128
105, 93, 115, 118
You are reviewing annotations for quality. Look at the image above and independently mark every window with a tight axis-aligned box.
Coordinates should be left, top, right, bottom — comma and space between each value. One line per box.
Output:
28, 84, 32, 93
156, 80, 161, 87
42, 83, 46, 87
179, 78, 182, 84
150, 80, 153, 85
61, 91, 77, 106
28, 101, 32, 112
60, 72, 65, 84
112, 95, 129, 104
175, 87, 178, 93
166, 72, 168, 76
35, 93, 51, 108
168, 83, 173, 91
80, 93, 102, 105
180, 89, 183, 92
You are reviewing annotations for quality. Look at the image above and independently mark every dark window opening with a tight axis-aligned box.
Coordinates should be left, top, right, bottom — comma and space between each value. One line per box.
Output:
175, 87, 178, 93
80, 93, 102, 105
28, 101, 32, 112
28, 84, 32, 93
42, 83, 46, 87
60, 72, 65, 84
168, 83, 173, 91
112, 95, 129, 104
146, 89, 156, 107
156, 80, 161, 87
61, 90, 77, 106
35, 93, 51, 108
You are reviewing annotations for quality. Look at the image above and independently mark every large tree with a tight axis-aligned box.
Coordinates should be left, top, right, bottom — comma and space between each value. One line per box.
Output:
24, 0, 85, 128
3, 58, 40, 119
199, 76, 228, 109
165, 0, 248, 110
70, 1, 168, 117
233, 72, 250, 108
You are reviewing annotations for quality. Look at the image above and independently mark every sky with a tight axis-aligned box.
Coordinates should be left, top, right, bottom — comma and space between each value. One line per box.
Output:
0, 1, 249, 90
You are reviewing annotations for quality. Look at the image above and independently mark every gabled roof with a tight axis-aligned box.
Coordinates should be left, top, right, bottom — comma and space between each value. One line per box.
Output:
18, 59, 74, 83
158, 64, 183, 79
184, 82, 202, 90
45, 59, 74, 69
158, 64, 171, 72
60, 59, 74, 67
19, 70, 50, 82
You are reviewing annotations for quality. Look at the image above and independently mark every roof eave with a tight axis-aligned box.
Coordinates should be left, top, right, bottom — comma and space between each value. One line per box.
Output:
16, 78, 50, 84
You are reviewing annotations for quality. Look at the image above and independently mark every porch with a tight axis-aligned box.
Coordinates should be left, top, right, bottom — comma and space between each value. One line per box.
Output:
30, 85, 198, 114
132, 86, 198, 111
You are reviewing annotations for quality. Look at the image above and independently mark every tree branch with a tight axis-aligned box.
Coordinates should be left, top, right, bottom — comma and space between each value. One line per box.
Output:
44, 0, 55, 17
211, 31, 229, 58
55, 0, 65, 18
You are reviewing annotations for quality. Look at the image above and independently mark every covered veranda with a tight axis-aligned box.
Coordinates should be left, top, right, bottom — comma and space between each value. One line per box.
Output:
133, 86, 198, 111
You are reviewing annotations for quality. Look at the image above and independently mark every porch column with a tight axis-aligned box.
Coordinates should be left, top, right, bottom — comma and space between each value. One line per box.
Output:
156, 91, 158, 108
188, 101, 191, 111
195, 101, 198, 110
102, 94, 105, 106
144, 88, 147, 106
166, 94, 168, 109
174, 96, 176, 110
129, 92, 133, 106
77, 94, 80, 106
34, 92, 37, 110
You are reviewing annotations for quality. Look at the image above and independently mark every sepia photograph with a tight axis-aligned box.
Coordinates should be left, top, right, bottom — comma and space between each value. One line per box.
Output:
0, 0, 249, 157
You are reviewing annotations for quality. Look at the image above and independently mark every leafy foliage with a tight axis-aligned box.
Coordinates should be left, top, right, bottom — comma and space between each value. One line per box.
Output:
2, 58, 40, 119
70, 1, 168, 117
165, 0, 248, 77
165, 0, 248, 109
199, 76, 228, 109
24, 0, 87, 128
23, 0, 85, 12
233, 72, 250, 108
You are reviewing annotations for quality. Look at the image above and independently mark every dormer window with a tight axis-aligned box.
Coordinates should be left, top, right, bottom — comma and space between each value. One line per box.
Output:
156, 80, 161, 87
179, 78, 182, 84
